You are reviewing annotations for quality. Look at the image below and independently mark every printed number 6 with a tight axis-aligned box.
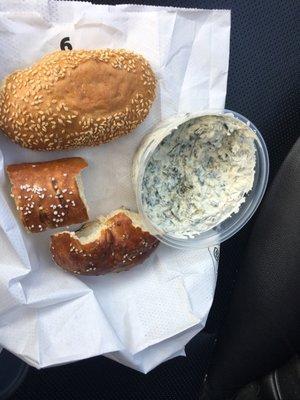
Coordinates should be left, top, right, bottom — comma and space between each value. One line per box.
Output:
60, 37, 73, 51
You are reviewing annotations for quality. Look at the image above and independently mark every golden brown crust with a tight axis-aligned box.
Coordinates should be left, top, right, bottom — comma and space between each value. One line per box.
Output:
7, 157, 89, 233
0, 49, 156, 151
50, 212, 159, 275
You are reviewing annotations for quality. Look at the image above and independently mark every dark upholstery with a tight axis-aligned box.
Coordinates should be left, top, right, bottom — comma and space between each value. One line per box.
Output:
10, 1, 299, 399
202, 137, 300, 399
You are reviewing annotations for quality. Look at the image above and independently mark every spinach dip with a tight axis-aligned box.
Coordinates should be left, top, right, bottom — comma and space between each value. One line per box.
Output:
141, 114, 256, 238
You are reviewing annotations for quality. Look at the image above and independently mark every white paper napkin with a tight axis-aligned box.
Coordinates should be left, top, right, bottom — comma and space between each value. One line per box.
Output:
0, 1, 230, 372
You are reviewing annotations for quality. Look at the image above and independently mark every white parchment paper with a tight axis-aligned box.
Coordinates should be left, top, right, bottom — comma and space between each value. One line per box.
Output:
0, 1, 230, 372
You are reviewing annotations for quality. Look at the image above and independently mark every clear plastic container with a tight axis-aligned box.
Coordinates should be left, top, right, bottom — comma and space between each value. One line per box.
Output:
132, 109, 269, 249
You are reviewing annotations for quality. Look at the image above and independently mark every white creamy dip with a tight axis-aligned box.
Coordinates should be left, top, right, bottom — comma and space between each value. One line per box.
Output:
141, 114, 256, 238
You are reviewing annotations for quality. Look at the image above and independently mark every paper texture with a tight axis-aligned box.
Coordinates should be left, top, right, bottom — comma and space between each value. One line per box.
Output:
0, 1, 230, 372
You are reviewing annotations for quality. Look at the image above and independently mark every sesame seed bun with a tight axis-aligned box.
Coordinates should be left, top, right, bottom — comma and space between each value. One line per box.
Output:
7, 157, 89, 232
0, 49, 156, 151
50, 209, 159, 275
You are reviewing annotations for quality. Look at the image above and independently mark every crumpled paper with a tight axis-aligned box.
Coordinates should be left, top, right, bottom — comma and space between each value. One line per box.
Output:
0, 1, 230, 372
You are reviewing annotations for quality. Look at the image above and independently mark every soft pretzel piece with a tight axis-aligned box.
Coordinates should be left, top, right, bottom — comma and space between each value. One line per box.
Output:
7, 157, 89, 233
50, 209, 159, 275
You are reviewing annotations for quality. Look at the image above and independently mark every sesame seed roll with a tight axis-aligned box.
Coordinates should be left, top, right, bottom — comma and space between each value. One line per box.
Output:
0, 49, 156, 151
